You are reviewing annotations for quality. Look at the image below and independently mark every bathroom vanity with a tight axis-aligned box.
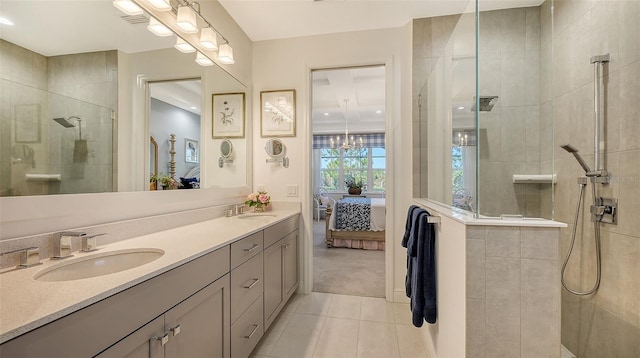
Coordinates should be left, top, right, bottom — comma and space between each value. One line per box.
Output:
0, 210, 300, 358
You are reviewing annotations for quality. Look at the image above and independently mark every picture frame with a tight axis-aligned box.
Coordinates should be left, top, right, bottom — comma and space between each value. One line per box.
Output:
15, 104, 41, 143
260, 89, 296, 137
185, 138, 199, 163
212, 92, 245, 138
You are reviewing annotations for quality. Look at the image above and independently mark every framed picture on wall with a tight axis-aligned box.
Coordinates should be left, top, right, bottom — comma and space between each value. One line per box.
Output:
185, 138, 199, 163
212, 92, 245, 138
260, 89, 296, 137
15, 104, 41, 143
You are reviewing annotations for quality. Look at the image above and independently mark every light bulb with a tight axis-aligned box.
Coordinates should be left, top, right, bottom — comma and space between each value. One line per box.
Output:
147, 18, 173, 37
200, 27, 218, 51
113, 0, 143, 15
176, 5, 198, 33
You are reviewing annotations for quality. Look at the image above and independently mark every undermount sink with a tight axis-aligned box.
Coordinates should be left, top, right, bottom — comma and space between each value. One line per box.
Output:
34, 248, 164, 282
237, 213, 277, 219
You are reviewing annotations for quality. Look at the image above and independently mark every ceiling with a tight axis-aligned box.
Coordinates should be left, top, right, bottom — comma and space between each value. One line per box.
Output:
312, 66, 386, 134
218, 0, 544, 42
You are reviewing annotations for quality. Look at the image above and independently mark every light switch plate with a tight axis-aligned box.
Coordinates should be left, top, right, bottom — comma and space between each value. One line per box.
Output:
287, 184, 298, 197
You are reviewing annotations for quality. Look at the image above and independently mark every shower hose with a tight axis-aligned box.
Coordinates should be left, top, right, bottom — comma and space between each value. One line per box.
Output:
561, 181, 602, 296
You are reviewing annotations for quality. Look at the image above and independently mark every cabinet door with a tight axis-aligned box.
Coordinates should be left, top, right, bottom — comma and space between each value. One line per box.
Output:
263, 241, 283, 329
164, 274, 230, 358
95, 316, 165, 358
283, 232, 298, 299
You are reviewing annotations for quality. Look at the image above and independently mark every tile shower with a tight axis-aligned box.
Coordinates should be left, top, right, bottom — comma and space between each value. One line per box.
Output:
413, 0, 640, 356
0, 40, 115, 196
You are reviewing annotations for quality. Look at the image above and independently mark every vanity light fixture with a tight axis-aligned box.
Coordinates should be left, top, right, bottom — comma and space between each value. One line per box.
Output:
175, 37, 195, 53
200, 27, 218, 50
218, 43, 235, 64
147, 0, 171, 11
113, 0, 143, 16
147, 17, 173, 37
176, 4, 198, 33
195, 52, 214, 66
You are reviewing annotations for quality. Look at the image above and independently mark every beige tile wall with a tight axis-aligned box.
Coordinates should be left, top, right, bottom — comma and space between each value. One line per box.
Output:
552, 0, 640, 356
466, 225, 561, 358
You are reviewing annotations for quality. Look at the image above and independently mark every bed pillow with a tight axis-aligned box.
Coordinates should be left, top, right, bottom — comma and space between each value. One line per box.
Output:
320, 196, 329, 206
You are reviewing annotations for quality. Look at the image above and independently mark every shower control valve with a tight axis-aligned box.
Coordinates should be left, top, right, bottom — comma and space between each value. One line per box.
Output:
592, 197, 617, 224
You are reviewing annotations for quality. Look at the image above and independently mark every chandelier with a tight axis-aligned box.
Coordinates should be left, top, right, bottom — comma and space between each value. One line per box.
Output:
330, 99, 363, 150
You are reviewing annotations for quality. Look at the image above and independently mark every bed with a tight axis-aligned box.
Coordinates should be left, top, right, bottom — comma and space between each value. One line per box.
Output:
325, 197, 385, 250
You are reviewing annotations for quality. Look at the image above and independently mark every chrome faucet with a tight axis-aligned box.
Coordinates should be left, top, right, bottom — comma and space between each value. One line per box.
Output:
81, 233, 106, 252
235, 204, 246, 216
0, 247, 42, 268
53, 231, 84, 259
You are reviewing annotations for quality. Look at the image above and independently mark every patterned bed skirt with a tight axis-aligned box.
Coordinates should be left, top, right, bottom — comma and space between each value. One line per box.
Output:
331, 238, 385, 251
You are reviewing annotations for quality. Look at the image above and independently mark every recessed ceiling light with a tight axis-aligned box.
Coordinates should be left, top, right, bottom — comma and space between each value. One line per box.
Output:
190, 106, 197, 110
0, 17, 14, 26
376, 110, 382, 114
458, 106, 465, 110
324, 113, 329, 116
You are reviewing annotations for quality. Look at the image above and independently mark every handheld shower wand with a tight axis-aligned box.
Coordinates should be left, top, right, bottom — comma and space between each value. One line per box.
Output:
560, 144, 600, 177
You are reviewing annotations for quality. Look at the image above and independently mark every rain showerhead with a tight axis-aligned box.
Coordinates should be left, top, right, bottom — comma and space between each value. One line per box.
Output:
560, 144, 592, 174
471, 96, 499, 112
53, 117, 77, 128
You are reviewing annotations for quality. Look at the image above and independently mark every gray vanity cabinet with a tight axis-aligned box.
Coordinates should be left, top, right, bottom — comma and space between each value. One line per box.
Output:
263, 215, 299, 330
96, 275, 230, 358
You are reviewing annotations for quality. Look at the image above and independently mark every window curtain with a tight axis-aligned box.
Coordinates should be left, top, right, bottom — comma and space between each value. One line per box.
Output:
313, 133, 385, 149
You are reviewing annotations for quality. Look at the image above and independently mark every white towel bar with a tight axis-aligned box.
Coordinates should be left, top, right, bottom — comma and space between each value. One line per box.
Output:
427, 216, 441, 224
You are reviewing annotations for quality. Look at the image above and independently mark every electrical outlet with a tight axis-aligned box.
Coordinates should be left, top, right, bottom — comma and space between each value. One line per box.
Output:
287, 185, 298, 197
256, 184, 265, 192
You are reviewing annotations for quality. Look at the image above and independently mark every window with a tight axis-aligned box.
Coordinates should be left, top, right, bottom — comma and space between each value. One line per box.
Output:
318, 147, 386, 192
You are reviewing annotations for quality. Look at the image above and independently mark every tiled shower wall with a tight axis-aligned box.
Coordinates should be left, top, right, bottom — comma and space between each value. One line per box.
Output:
551, 0, 640, 357
0, 39, 116, 196
466, 225, 561, 357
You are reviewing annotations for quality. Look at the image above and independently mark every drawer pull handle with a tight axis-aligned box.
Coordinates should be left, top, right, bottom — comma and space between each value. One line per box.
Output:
244, 244, 260, 252
154, 333, 169, 346
170, 324, 181, 336
244, 324, 260, 339
243, 278, 260, 289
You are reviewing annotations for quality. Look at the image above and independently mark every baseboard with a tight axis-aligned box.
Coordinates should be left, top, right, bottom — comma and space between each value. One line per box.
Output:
393, 288, 410, 303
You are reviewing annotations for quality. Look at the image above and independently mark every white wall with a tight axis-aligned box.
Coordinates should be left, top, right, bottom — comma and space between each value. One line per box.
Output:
252, 25, 414, 299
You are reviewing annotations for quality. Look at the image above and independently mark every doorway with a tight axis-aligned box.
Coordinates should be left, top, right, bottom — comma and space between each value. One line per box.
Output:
310, 65, 387, 298
147, 79, 202, 190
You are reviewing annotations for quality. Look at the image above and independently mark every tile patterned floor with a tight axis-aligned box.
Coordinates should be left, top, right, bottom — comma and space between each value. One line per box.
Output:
251, 292, 428, 358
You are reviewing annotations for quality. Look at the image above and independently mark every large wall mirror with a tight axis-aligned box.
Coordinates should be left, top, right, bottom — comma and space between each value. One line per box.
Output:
0, 0, 248, 197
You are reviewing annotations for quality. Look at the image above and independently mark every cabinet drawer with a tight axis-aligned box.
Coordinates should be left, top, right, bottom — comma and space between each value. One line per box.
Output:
231, 295, 264, 358
264, 215, 298, 248
231, 231, 263, 269
230, 252, 263, 324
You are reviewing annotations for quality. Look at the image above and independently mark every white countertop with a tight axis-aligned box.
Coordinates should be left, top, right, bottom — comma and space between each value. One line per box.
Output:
0, 209, 299, 344
413, 198, 567, 228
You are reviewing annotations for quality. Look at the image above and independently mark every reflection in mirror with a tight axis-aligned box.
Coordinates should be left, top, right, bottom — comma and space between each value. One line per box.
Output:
150, 136, 158, 190
149, 79, 201, 190
221, 140, 233, 158
218, 139, 234, 168
265, 138, 285, 158
0, 0, 248, 196
265, 139, 289, 168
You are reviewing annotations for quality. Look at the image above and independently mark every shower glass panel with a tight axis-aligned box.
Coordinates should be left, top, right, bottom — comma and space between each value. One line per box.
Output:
475, 0, 555, 219
414, 2, 477, 211
1, 79, 114, 196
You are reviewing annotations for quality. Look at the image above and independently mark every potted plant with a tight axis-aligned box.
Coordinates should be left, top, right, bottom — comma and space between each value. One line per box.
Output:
345, 175, 365, 195
245, 191, 271, 212
149, 173, 158, 190
157, 174, 181, 190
